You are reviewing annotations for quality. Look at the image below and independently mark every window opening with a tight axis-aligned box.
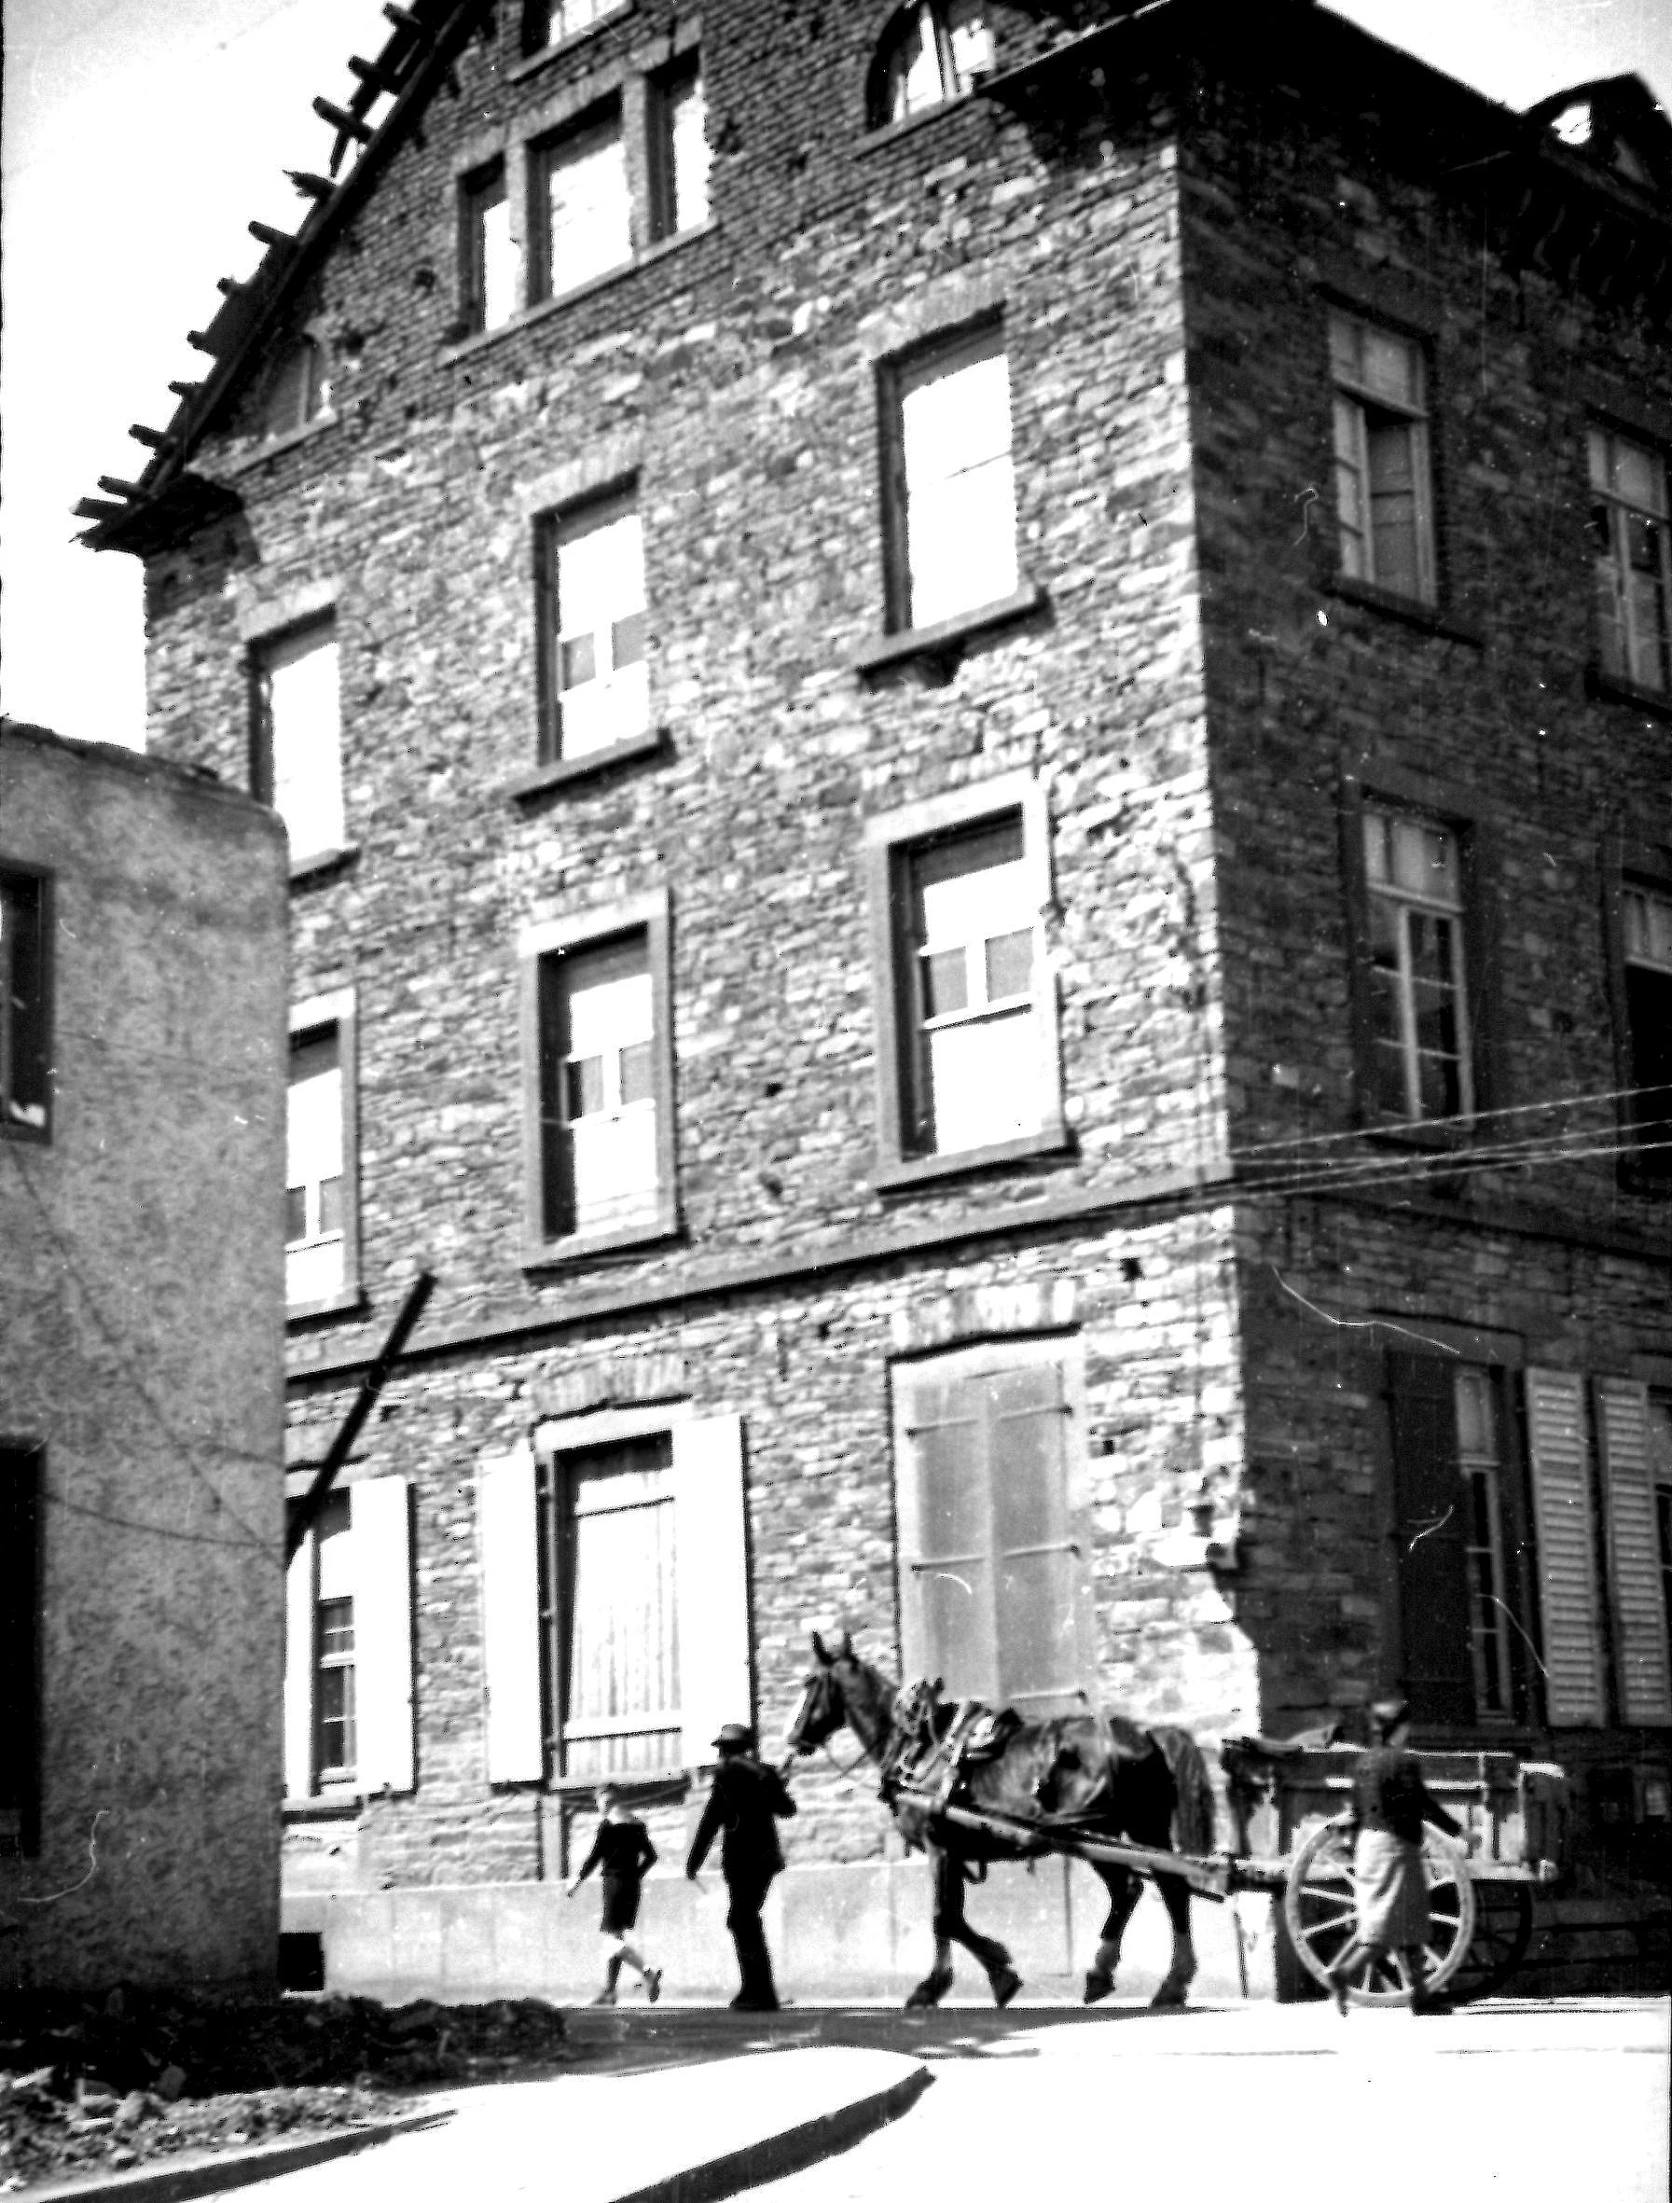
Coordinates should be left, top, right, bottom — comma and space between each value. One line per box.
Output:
531, 109, 631, 303
538, 931, 659, 1238
889, 322, 1018, 631
650, 57, 710, 241
1591, 428, 1671, 693
461, 162, 516, 334
0, 868, 50, 1139
261, 335, 330, 439
542, 494, 649, 760
1363, 806, 1472, 1123
1330, 310, 1435, 602
873, 1, 994, 126
253, 621, 344, 865
287, 1024, 345, 1306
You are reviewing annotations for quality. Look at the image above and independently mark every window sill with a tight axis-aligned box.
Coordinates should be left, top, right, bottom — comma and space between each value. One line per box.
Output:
507, 726, 667, 801
289, 843, 359, 889
851, 582, 1047, 677
872, 1123, 1072, 1192
442, 225, 715, 363
224, 413, 339, 477
287, 1284, 367, 1327
522, 1215, 681, 1269
283, 1791, 363, 1819
0, 1117, 50, 1145
858, 89, 985, 153
1324, 576, 1482, 646
1585, 661, 1672, 722
508, 4, 632, 84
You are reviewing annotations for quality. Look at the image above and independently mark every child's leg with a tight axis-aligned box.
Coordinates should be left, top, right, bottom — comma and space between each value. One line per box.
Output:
616, 1936, 649, 1979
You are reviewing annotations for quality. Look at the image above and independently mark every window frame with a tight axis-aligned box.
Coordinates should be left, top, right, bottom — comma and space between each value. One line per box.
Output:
0, 1441, 43, 1858
878, 316, 1022, 640
249, 614, 348, 878
1587, 421, 1672, 698
286, 988, 362, 1322
1339, 768, 1501, 1139
520, 890, 677, 1264
520, 0, 630, 59
0, 862, 53, 1145
535, 483, 652, 768
1327, 305, 1438, 608
863, 771, 1066, 1187
646, 52, 710, 245
459, 157, 516, 337
867, 1, 996, 131
527, 99, 633, 310
1602, 840, 1672, 1191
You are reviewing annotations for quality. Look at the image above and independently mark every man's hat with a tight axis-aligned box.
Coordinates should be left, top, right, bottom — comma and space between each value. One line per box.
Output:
712, 1722, 754, 1750
1370, 1694, 1411, 1738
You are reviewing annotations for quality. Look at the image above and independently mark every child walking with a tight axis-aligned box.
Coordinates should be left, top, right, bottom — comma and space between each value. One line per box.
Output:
566, 1784, 662, 2005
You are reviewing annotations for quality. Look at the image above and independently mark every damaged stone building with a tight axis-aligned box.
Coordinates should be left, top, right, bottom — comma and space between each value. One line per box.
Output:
83, 0, 1671, 1998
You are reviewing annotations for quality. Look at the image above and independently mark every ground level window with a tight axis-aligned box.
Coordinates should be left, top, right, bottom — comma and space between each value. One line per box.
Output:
313, 1493, 356, 1784
539, 1435, 680, 1779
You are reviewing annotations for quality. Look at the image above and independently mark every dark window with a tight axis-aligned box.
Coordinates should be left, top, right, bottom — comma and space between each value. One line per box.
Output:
1623, 885, 1672, 1180
0, 865, 52, 1141
869, 1, 994, 128
648, 57, 710, 242
460, 160, 515, 336
1589, 426, 1670, 693
1386, 1354, 1531, 1726
537, 1434, 679, 1779
261, 335, 329, 439
1, 1446, 43, 1857
1329, 310, 1436, 603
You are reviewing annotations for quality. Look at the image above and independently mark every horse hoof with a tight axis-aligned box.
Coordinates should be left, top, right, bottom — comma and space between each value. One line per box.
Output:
993, 1968, 1022, 2009
905, 1980, 946, 2010
1083, 1971, 1114, 2006
1149, 1983, 1188, 2011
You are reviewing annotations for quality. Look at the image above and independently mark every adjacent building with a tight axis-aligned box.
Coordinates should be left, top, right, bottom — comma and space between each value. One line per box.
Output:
1, 721, 288, 1994
83, 0, 1671, 1998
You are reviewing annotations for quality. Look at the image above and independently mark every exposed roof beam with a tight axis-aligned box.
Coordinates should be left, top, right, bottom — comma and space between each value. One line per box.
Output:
288, 169, 336, 201
313, 96, 374, 142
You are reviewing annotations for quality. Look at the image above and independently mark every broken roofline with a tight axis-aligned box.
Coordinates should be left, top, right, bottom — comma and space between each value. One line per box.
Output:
80, 0, 1671, 557
78, 0, 497, 557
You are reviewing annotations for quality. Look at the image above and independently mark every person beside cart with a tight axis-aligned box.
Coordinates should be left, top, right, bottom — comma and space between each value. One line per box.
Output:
1326, 1695, 1463, 2015
566, 1784, 662, 2006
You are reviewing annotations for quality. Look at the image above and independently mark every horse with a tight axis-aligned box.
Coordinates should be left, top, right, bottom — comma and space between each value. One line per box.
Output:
783, 1630, 1216, 2011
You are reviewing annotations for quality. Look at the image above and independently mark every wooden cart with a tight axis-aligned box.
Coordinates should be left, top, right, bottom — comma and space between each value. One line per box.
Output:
1221, 1737, 1571, 2005
895, 1738, 1571, 2007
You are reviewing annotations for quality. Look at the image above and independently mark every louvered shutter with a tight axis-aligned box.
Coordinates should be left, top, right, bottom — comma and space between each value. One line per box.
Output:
672, 1415, 752, 1767
353, 1476, 416, 1791
283, 1536, 315, 1799
1386, 1353, 1474, 1725
1525, 1368, 1606, 1727
479, 1446, 545, 1783
987, 1361, 1086, 1714
1595, 1379, 1672, 1726
895, 1369, 997, 1700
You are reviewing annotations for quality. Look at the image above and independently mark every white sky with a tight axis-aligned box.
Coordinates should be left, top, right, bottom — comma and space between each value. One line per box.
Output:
3, 0, 1670, 754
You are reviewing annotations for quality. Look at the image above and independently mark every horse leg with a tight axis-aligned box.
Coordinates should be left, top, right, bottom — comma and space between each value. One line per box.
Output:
939, 1854, 1022, 2008
905, 1846, 958, 2009
1084, 1863, 1143, 2004
1150, 1870, 1197, 2010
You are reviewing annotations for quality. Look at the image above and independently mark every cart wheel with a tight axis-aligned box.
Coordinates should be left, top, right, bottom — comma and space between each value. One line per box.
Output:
1284, 1815, 1476, 2007
1448, 1882, 1534, 2003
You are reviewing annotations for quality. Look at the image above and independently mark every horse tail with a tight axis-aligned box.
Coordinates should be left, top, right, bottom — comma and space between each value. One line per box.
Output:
1152, 1726, 1215, 1856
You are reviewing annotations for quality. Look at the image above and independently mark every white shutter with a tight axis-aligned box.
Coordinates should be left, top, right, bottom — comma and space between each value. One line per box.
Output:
672, 1415, 751, 1768
284, 1537, 315, 1798
1525, 1368, 1606, 1727
1595, 1379, 1672, 1727
479, 1445, 545, 1783
353, 1476, 416, 1790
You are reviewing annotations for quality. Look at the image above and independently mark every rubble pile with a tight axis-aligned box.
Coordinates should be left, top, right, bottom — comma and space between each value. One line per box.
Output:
0, 1992, 569, 2189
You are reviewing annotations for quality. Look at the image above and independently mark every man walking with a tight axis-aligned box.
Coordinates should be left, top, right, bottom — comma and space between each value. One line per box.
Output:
686, 1722, 796, 2012
1326, 1694, 1464, 2014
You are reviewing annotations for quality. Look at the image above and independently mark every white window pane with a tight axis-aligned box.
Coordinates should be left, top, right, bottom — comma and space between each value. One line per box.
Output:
927, 1010, 1041, 1150
267, 631, 343, 861
889, 5, 943, 118
480, 192, 517, 328
669, 71, 710, 231
920, 854, 1031, 950
288, 1061, 343, 1187
907, 460, 1019, 625
546, 121, 630, 293
1614, 437, 1666, 516
947, 1, 994, 86
571, 1107, 658, 1233
901, 345, 1013, 484
1626, 888, 1672, 972
1327, 312, 1359, 383
1360, 325, 1421, 409
561, 660, 650, 756
558, 510, 645, 630
569, 967, 651, 1059
1455, 1367, 1494, 1458
288, 1236, 345, 1305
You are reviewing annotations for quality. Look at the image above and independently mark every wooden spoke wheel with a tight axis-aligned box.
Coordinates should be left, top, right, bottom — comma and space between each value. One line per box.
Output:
1447, 1881, 1535, 2003
1284, 1815, 1476, 2007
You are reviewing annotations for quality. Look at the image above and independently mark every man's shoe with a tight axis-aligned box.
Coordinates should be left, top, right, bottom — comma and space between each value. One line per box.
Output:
645, 1969, 662, 2005
729, 1994, 780, 2012
590, 1990, 617, 2006
1326, 1971, 1350, 2017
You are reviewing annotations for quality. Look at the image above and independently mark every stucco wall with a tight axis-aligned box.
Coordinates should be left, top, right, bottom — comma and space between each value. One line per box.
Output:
0, 724, 288, 1994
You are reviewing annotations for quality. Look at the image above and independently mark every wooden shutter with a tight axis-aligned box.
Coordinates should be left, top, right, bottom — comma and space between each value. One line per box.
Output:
1386, 1353, 1474, 1725
479, 1446, 545, 1783
353, 1476, 416, 1791
672, 1414, 752, 1768
895, 1368, 997, 1700
987, 1360, 1086, 1714
283, 1536, 315, 1799
1525, 1368, 1606, 1727
1595, 1379, 1672, 1726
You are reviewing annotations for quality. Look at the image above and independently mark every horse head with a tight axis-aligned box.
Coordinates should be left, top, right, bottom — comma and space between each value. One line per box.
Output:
783, 1630, 899, 1762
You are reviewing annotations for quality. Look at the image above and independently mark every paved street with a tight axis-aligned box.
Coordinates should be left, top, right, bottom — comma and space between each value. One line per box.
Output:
739, 1999, 1671, 2203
